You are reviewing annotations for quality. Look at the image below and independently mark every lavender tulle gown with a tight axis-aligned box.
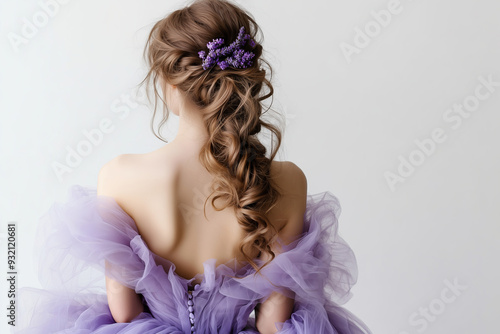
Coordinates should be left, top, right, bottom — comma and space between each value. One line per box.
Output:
13, 185, 372, 334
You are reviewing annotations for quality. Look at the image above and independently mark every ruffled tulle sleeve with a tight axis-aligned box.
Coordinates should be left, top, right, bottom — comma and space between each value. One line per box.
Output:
228, 192, 372, 334
34, 185, 145, 292
14, 185, 155, 333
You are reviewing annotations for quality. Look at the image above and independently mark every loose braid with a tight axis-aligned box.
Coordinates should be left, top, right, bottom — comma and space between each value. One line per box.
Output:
140, 0, 284, 277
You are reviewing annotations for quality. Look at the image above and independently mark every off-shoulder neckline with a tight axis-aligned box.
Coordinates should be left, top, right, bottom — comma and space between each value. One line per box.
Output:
94, 189, 263, 288
74, 184, 311, 290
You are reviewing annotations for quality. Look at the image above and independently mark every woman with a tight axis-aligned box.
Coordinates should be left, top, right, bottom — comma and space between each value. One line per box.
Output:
14, 0, 372, 333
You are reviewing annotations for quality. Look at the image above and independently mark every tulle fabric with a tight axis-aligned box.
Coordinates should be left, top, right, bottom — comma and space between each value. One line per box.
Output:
13, 185, 372, 334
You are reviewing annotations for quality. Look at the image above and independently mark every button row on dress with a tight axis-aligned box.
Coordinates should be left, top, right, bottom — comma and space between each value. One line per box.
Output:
187, 284, 200, 333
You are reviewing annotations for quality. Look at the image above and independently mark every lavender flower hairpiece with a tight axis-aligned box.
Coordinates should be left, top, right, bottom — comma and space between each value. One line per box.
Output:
198, 26, 256, 71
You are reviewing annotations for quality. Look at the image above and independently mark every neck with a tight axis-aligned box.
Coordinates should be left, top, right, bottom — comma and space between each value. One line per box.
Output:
171, 103, 209, 146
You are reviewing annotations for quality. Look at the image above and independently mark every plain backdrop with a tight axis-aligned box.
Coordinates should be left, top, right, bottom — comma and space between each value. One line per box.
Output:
1, 0, 499, 333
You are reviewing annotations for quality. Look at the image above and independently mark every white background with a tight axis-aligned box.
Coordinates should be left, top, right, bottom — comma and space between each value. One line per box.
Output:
1, 0, 499, 333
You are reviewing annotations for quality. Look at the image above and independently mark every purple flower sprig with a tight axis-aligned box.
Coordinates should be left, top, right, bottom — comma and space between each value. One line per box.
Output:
198, 26, 257, 71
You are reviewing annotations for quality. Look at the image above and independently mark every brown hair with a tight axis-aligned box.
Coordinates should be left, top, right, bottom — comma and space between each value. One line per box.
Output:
139, 0, 284, 277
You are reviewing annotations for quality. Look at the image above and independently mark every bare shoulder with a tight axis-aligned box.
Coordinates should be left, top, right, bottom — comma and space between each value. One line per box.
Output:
270, 160, 307, 192
97, 154, 141, 197
269, 160, 308, 249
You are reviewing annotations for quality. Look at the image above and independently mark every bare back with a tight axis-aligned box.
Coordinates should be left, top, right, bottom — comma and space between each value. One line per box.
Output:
97, 141, 307, 285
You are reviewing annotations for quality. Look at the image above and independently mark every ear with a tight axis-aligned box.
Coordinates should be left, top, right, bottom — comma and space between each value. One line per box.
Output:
162, 82, 174, 100
160, 78, 174, 93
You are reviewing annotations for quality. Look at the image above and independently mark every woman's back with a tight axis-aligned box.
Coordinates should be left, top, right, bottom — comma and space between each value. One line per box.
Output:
97, 139, 303, 285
